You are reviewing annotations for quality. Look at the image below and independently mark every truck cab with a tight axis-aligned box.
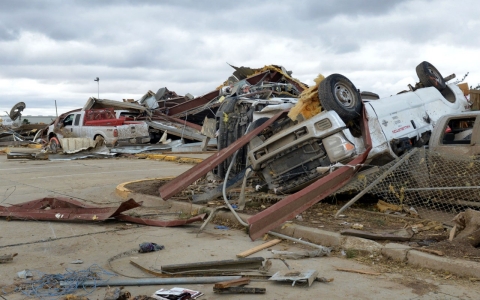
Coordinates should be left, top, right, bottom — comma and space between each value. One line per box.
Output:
429, 111, 480, 157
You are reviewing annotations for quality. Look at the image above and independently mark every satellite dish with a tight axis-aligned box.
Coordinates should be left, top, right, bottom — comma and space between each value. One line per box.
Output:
9, 102, 26, 121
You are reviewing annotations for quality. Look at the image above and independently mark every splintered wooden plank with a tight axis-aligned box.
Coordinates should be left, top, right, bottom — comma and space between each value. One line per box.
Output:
236, 239, 281, 258
214, 278, 250, 289
0, 253, 17, 263
335, 267, 381, 275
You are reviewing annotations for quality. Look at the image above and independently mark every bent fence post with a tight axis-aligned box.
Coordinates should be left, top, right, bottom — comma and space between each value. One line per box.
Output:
334, 148, 419, 218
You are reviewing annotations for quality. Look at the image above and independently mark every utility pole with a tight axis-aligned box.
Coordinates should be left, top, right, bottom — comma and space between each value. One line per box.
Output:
55, 100, 58, 117
94, 77, 100, 99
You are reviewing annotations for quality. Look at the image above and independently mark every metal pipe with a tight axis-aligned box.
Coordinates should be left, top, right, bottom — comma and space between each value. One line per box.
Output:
404, 186, 480, 191
223, 147, 249, 227
443, 73, 456, 82
62, 276, 242, 287
268, 231, 330, 254
334, 148, 419, 218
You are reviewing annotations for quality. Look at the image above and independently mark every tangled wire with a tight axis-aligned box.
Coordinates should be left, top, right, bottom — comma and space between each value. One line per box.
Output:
12, 264, 116, 299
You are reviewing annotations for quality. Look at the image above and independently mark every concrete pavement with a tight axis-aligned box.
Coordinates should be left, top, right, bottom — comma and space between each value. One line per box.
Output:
1, 154, 480, 299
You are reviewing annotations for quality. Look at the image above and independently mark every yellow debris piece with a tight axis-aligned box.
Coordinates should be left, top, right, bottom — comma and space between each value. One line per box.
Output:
216, 64, 308, 92
376, 200, 402, 212
288, 74, 325, 121
255, 65, 308, 91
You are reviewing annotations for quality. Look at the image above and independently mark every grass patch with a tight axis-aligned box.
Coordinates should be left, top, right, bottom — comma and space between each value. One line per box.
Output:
346, 249, 358, 259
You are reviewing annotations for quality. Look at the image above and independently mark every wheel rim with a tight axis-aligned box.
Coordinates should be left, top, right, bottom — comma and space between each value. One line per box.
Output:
50, 141, 57, 153
427, 67, 443, 86
334, 82, 356, 108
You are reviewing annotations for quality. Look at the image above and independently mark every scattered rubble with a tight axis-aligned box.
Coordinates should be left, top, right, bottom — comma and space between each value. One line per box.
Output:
3, 60, 480, 299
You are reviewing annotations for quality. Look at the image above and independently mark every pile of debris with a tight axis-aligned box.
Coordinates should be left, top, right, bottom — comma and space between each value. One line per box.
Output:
2, 64, 310, 160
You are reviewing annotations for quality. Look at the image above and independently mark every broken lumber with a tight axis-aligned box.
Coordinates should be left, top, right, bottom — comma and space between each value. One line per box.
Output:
236, 239, 281, 258
335, 267, 381, 275
0, 253, 17, 263
214, 278, 250, 289
412, 248, 444, 256
213, 287, 266, 294
340, 229, 413, 241
449, 225, 457, 241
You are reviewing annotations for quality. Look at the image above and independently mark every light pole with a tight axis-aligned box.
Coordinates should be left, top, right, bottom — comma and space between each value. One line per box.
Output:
94, 77, 100, 99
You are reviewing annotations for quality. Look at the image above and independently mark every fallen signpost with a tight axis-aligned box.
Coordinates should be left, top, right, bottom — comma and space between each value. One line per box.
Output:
71, 276, 243, 287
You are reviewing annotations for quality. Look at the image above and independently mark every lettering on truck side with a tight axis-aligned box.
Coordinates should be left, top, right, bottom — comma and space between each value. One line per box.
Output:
392, 125, 411, 134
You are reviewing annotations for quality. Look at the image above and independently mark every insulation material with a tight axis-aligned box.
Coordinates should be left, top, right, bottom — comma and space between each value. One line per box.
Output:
217, 64, 308, 92
256, 65, 309, 91
288, 74, 325, 121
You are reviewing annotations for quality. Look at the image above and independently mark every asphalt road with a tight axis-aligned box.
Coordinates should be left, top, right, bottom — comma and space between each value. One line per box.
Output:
1, 154, 480, 299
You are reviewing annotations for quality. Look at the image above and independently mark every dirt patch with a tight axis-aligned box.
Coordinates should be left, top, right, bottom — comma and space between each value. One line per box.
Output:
428, 239, 480, 261
125, 179, 169, 196
396, 277, 439, 296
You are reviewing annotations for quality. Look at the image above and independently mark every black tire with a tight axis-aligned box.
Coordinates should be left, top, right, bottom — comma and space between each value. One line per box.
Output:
246, 117, 269, 133
416, 61, 446, 91
318, 74, 362, 123
49, 138, 59, 154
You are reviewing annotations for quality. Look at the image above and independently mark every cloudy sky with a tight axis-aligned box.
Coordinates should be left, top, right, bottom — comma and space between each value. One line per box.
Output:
1, 0, 479, 116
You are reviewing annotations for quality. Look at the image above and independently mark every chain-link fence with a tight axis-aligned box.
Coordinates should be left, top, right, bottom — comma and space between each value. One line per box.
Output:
335, 147, 480, 224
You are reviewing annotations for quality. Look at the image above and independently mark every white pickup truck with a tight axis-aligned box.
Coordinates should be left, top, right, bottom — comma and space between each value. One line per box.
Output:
244, 62, 470, 194
47, 107, 150, 153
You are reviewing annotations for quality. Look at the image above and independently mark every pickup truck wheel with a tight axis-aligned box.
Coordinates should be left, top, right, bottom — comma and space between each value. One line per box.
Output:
318, 74, 362, 123
416, 61, 446, 91
49, 137, 59, 154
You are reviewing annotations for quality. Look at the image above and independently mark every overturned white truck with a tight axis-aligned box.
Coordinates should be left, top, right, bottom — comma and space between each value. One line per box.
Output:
217, 62, 470, 194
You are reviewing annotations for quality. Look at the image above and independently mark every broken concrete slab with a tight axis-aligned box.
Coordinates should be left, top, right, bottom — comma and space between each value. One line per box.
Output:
381, 243, 411, 262
341, 236, 383, 254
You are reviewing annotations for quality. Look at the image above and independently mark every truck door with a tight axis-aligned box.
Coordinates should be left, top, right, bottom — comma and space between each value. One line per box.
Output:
72, 113, 82, 137
62, 114, 75, 137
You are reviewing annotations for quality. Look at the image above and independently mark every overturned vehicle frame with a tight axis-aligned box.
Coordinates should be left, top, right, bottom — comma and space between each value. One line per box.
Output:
214, 61, 469, 195
161, 61, 470, 239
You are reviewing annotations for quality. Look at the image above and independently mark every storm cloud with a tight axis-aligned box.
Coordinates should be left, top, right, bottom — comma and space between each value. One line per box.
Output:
1, 0, 478, 115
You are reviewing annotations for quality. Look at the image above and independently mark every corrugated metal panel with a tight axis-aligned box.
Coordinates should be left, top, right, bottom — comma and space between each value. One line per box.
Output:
83, 98, 148, 113
59, 138, 97, 154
